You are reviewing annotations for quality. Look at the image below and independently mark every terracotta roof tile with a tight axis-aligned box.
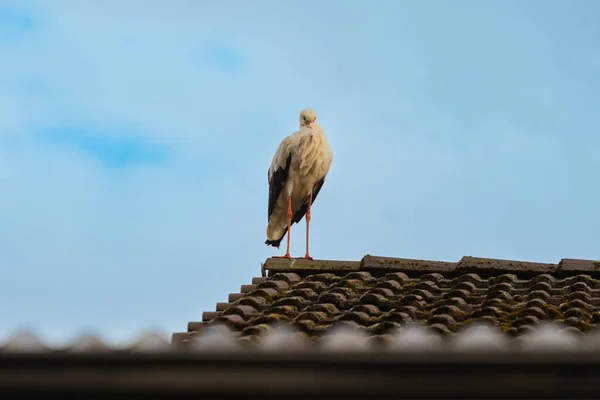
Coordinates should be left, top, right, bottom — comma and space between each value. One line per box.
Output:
173, 254, 600, 348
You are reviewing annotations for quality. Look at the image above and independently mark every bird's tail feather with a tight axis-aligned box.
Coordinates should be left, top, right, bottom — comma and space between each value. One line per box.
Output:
265, 227, 287, 248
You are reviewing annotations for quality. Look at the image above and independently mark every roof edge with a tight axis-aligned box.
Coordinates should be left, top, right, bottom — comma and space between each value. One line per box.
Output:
263, 257, 361, 273
262, 255, 600, 276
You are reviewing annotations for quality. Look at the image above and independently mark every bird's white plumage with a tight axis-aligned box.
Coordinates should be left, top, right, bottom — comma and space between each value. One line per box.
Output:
266, 109, 333, 246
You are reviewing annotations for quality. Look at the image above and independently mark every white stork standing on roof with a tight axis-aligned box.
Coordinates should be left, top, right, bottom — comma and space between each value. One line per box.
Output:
265, 108, 333, 259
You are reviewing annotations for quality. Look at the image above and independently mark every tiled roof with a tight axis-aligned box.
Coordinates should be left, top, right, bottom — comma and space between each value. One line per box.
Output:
0, 331, 171, 353
172, 254, 600, 348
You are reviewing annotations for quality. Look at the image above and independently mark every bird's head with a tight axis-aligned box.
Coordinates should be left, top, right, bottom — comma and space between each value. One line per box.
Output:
299, 108, 317, 127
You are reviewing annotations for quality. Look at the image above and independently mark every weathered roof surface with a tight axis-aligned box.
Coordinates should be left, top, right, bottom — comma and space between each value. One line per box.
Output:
172, 255, 600, 348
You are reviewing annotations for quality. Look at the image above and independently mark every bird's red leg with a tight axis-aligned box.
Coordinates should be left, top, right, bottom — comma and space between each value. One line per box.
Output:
273, 195, 293, 259
304, 192, 313, 260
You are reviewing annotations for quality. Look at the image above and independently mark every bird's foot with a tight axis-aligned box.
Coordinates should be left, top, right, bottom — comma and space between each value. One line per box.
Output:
303, 254, 313, 260
273, 254, 292, 259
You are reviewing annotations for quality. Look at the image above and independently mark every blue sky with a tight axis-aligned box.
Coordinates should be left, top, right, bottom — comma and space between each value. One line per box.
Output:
1, 0, 600, 345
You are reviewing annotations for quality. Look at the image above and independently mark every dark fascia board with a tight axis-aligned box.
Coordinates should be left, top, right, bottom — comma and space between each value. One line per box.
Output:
1, 351, 600, 399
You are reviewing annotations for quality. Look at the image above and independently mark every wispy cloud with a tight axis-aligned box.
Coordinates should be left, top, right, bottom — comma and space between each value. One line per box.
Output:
0, 5, 33, 33
201, 41, 244, 72
35, 127, 171, 168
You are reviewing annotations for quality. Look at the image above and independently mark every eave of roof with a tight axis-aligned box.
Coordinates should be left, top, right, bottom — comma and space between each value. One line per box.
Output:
2, 351, 600, 398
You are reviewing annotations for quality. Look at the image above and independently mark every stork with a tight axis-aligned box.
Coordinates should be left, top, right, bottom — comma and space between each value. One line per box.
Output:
265, 108, 333, 259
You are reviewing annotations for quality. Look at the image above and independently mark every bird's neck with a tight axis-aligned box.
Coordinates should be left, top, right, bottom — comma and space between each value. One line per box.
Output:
301, 122, 322, 131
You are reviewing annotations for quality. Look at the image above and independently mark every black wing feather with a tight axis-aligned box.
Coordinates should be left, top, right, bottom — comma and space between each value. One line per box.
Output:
292, 177, 326, 224
268, 153, 292, 221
